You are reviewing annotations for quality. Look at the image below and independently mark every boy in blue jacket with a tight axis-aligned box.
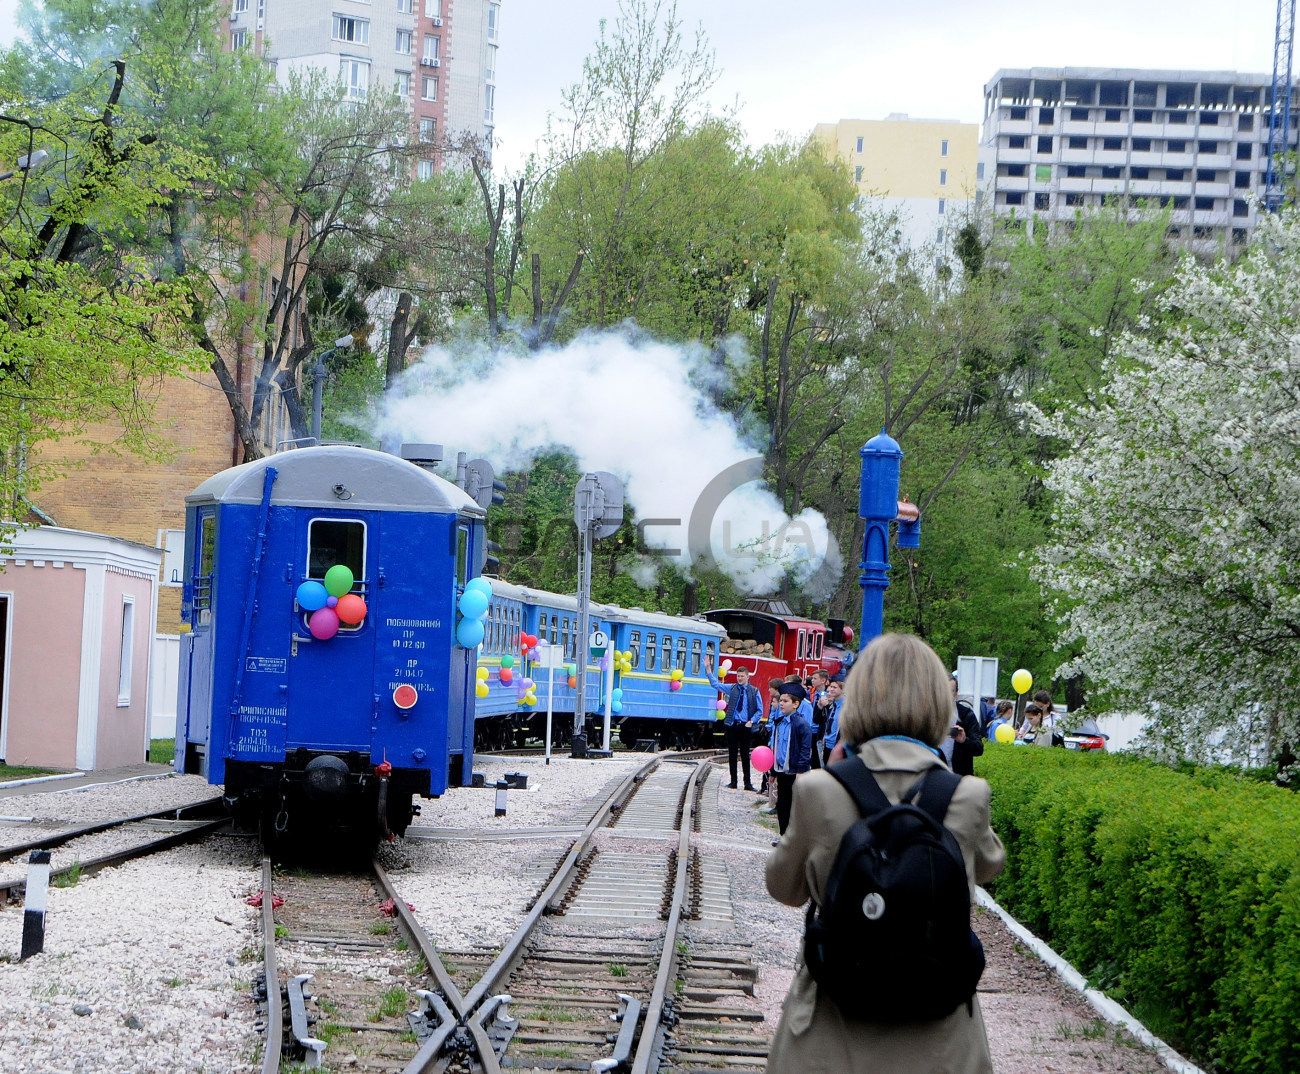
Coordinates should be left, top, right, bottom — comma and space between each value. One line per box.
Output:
769, 681, 813, 841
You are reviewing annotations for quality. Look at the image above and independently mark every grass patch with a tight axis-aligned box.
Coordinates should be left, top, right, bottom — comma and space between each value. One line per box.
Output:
534, 1048, 575, 1059
399, 1030, 417, 1044
148, 739, 175, 765
316, 1023, 345, 1044
53, 862, 82, 888
0, 762, 60, 781
608, 963, 627, 978
378, 986, 408, 1019
274, 925, 289, 939
368, 921, 391, 936
395, 937, 409, 952
164, 977, 183, 988
316, 998, 340, 1016
530, 1006, 576, 1023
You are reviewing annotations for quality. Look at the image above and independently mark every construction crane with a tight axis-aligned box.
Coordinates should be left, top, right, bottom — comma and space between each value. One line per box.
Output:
1265, 0, 1297, 210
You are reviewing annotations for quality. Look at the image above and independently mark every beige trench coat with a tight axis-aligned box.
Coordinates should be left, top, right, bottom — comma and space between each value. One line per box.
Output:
765, 737, 1007, 1074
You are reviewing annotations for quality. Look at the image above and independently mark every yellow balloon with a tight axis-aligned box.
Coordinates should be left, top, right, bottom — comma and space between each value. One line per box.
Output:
475, 683, 489, 698
995, 722, 1015, 744
1011, 668, 1033, 695
476, 667, 489, 680
671, 668, 684, 680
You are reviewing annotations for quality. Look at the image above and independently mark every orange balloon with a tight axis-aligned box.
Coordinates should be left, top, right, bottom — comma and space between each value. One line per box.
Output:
500, 668, 514, 684
567, 675, 577, 688
335, 593, 368, 625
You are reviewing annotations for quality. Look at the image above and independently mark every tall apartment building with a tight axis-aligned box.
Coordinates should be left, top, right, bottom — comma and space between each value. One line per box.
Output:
814, 115, 979, 254
228, 0, 501, 169
980, 67, 1299, 248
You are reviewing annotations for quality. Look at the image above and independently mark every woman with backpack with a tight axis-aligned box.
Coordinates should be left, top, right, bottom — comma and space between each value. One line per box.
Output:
765, 632, 1006, 1074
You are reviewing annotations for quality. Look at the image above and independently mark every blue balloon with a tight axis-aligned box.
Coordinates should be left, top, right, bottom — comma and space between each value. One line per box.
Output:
611, 688, 623, 701
458, 589, 490, 619
464, 577, 493, 598
612, 700, 623, 714
296, 580, 329, 612
456, 618, 485, 649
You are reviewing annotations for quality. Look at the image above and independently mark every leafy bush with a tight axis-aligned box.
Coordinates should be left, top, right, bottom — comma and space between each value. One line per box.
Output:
977, 747, 1300, 1074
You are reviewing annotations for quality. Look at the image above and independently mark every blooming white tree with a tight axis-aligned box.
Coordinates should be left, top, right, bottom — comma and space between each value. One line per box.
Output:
1035, 210, 1300, 764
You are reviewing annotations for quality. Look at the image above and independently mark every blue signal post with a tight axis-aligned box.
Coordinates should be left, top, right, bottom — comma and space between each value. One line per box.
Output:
857, 429, 921, 648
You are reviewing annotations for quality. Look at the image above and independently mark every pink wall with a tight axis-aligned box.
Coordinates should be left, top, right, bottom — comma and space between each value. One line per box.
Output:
3, 565, 85, 769
96, 570, 153, 769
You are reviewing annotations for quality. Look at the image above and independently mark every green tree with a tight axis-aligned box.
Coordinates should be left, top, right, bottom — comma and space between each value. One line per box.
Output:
0, 16, 215, 514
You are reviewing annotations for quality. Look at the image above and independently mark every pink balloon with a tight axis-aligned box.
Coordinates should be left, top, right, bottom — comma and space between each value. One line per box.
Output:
309, 607, 340, 640
669, 680, 682, 691
751, 745, 774, 773
715, 700, 727, 711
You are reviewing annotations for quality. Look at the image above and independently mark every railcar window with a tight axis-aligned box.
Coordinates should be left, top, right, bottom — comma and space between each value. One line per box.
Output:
198, 514, 215, 581
193, 513, 216, 626
308, 519, 365, 583
548, 615, 558, 644
538, 613, 549, 648
486, 602, 497, 653
455, 525, 469, 586
661, 635, 672, 673
705, 640, 717, 668
814, 633, 823, 657
690, 639, 701, 675
629, 630, 641, 668
561, 616, 570, 658
796, 630, 807, 660
676, 637, 687, 671
645, 632, 657, 671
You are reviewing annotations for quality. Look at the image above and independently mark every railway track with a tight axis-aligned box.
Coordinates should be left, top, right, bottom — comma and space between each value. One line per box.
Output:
257, 752, 768, 1072
0, 797, 228, 901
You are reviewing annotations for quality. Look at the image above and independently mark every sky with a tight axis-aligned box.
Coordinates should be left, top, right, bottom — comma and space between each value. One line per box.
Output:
491, 0, 1279, 172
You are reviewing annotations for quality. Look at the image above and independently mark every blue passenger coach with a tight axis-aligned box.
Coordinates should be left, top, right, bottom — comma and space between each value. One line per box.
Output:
472, 580, 728, 751
174, 445, 485, 845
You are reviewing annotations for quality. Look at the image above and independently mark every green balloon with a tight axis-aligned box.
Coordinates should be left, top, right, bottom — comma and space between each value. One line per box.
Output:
500, 654, 515, 669
324, 564, 354, 597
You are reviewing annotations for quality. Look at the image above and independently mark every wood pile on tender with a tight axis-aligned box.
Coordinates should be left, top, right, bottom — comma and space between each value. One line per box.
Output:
720, 639, 775, 655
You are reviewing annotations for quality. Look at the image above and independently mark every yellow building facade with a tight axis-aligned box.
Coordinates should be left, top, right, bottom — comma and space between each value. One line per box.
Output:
814, 115, 980, 254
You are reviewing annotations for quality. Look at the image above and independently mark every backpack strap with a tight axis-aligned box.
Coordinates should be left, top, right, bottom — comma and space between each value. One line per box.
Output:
825, 756, 892, 817
910, 766, 962, 824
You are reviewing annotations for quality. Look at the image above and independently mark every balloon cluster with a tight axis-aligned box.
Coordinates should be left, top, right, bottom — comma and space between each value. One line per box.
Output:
718, 659, 733, 679
612, 650, 633, 675
611, 687, 623, 714
668, 667, 685, 691
565, 662, 578, 689
475, 666, 490, 699
455, 578, 493, 648
715, 698, 727, 721
519, 632, 540, 660
296, 565, 367, 641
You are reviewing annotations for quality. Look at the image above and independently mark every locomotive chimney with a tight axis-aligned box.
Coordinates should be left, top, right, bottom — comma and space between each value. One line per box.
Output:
399, 443, 445, 471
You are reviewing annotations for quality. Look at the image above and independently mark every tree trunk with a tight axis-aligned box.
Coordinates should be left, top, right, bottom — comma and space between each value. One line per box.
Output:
386, 291, 413, 388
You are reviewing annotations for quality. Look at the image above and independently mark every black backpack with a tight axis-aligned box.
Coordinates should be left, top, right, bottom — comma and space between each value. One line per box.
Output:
803, 758, 985, 1022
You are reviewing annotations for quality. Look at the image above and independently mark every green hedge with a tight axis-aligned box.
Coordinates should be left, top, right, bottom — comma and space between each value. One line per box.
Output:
976, 746, 1300, 1074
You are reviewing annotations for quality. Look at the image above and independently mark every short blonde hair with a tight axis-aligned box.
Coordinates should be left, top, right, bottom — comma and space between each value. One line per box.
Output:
838, 633, 952, 748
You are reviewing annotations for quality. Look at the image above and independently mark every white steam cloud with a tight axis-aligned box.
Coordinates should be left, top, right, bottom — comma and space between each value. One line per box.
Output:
378, 330, 842, 598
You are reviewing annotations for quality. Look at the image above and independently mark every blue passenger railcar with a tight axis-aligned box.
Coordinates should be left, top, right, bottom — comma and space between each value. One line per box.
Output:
606, 610, 726, 748
471, 580, 729, 750
174, 446, 484, 846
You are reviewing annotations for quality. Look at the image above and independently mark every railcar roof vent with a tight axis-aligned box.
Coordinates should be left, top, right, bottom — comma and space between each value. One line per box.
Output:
400, 443, 444, 470
743, 598, 794, 615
